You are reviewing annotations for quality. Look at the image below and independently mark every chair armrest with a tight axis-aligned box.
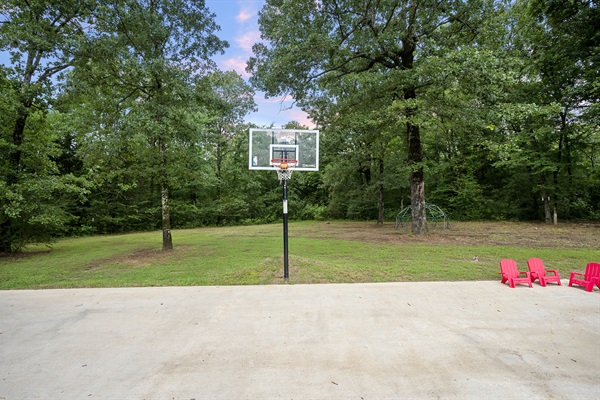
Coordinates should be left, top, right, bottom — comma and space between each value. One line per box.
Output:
546, 269, 559, 276
518, 271, 531, 278
570, 272, 584, 279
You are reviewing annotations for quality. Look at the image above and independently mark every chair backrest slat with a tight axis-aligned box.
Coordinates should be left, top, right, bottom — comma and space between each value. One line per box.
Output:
500, 259, 518, 278
585, 262, 600, 281
528, 258, 545, 277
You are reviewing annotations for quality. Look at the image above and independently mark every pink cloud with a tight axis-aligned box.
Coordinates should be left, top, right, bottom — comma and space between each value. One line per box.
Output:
249, 93, 316, 129
285, 109, 317, 129
236, 8, 254, 22
235, 30, 261, 53
221, 56, 250, 77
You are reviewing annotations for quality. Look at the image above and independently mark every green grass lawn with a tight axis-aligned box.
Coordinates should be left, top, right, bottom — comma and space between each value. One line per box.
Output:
1, 221, 599, 289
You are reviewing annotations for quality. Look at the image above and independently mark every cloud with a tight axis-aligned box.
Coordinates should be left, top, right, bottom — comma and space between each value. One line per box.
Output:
246, 110, 316, 130
247, 92, 316, 129
235, 30, 261, 53
236, 8, 254, 22
221, 56, 250, 77
285, 109, 317, 129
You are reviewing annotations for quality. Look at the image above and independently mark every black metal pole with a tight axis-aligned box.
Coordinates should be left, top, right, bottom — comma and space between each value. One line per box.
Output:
282, 178, 289, 282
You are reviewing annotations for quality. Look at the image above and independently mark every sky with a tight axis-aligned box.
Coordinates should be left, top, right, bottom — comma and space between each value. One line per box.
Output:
0, 0, 314, 129
205, 0, 315, 128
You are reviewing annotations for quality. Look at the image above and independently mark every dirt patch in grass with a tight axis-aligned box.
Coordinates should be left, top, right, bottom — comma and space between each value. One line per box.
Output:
292, 221, 600, 249
0, 249, 52, 259
83, 245, 197, 270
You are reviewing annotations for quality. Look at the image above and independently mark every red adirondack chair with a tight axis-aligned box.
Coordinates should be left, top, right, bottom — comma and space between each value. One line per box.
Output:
527, 258, 562, 287
499, 259, 532, 288
569, 262, 600, 292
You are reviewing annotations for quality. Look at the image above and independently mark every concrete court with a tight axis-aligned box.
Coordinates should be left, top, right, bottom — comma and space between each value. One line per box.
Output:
0, 281, 599, 400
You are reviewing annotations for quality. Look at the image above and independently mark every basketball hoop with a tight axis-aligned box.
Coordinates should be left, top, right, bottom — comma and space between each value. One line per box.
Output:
271, 158, 298, 181
249, 129, 320, 283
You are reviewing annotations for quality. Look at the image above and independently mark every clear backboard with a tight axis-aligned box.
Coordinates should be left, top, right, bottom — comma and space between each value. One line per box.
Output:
249, 129, 319, 171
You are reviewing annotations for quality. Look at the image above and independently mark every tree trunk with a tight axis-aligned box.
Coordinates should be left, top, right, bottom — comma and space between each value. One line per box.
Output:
377, 157, 384, 225
551, 108, 568, 226
410, 164, 426, 234
402, 33, 426, 235
542, 190, 552, 223
216, 134, 223, 225
406, 101, 426, 235
161, 188, 173, 251
161, 184, 173, 251
159, 140, 173, 251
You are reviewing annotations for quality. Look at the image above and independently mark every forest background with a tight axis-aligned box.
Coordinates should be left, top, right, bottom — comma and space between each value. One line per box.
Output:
1, 0, 598, 253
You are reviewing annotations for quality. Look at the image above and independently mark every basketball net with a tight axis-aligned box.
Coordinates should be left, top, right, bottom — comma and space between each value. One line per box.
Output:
271, 159, 297, 181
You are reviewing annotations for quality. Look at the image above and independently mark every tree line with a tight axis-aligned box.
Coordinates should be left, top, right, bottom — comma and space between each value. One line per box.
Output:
1, 0, 598, 253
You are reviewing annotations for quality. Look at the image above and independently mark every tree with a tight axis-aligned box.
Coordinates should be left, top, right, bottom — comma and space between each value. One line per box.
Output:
0, 0, 96, 252
76, 0, 227, 250
478, 0, 600, 223
526, 0, 600, 223
199, 70, 256, 223
248, 0, 501, 234
54, 80, 162, 234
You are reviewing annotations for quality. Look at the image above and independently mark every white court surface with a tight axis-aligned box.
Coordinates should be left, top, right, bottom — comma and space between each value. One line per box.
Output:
1, 281, 599, 399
